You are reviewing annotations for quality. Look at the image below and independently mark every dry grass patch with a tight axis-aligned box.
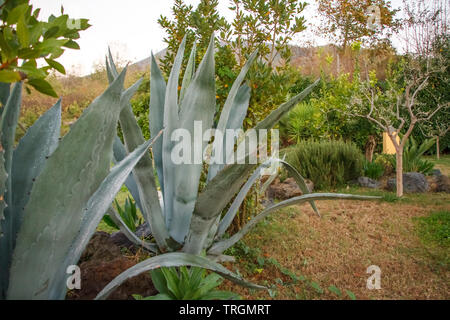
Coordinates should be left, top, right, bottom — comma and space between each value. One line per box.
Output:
220, 195, 449, 300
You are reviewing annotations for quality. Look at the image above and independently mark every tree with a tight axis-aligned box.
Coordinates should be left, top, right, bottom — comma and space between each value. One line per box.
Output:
348, 59, 449, 197
400, 0, 450, 157
0, 0, 90, 97
316, 0, 399, 73
157, 0, 310, 127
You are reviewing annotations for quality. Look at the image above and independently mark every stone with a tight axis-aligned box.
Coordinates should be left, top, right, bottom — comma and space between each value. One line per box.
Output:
435, 174, 450, 193
267, 177, 314, 200
357, 177, 381, 189
431, 169, 442, 176
387, 172, 429, 193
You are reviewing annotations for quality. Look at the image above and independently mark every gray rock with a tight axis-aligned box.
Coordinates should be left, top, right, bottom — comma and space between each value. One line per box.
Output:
387, 172, 429, 193
357, 177, 380, 189
431, 169, 442, 176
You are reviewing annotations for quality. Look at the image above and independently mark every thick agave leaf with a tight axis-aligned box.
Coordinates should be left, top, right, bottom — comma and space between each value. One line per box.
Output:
11, 100, 61, 249
0, 151, 7, 299
119, 82, 169, 251
162, 36, 186, 229
48, 136, 160, 299
179, 42, 196, 105
208, 193, 380, 255
208, 84, 251, 180
112, 136, 143, 213
7, 70, 127, 300
149, 54, 166, 197
0, 82, 10, 110
95, 252, 265, 300
170, 35, 216, 244
105, 53, 169, 251
215, 161, 272, 239
207, 50, 258, 181
0, 82, 22, 299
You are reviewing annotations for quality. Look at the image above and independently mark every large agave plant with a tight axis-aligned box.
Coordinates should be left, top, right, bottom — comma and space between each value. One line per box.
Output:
0, 69, 161, 299
96, 36, 378, 299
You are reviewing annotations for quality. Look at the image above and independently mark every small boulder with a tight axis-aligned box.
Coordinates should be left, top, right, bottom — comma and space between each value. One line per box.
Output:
435, 174, 450, 193
387, 172, 429, 193
267, 177, 314, 200
357, 177, 380, 189
431, 169, 442, 176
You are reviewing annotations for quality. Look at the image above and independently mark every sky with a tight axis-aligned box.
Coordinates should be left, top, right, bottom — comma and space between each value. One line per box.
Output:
30, 0, 404, 76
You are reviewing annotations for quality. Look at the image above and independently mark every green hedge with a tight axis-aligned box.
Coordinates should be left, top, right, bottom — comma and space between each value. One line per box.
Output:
283, 139, 364, 190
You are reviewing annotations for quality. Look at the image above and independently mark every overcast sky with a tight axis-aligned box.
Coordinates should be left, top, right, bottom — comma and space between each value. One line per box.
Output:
30, 0, 404, 76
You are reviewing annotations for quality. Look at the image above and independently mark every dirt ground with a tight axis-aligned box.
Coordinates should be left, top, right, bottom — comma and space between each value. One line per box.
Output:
220, 194, 449, 300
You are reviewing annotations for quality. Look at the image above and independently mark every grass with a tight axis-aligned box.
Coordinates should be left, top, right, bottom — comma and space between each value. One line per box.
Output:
424, 154, 450, 176
220, 193, 449, 300
415, 210, 450, 247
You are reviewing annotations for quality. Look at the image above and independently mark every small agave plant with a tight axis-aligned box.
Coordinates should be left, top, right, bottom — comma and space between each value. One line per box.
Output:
0, 69, 161, 299
96, 35, 378, 299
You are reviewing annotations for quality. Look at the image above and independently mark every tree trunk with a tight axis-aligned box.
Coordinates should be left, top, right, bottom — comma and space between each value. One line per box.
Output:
365, 135, 377, 162
436, 136, 440, 160
395, 149, 403, 197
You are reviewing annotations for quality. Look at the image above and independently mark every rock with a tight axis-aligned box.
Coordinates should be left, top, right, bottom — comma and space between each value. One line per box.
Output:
267, 177, 314, 200
110, 231, 136, 250
357, 177, 380, 189
431, 169, 442, 176
66, 232, 156, 300
387, 172, 429, 193
435, 174, 450, 193
135, 222, 151, 239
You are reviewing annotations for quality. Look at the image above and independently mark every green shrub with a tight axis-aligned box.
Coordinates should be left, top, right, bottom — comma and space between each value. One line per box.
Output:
363, 160, 385, 180
374, 153, 395, 176
283, 140, 364, 190
389, 137, 436, 175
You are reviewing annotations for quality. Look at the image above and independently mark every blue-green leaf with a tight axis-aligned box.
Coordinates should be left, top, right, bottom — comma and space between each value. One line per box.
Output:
8, 69, 127, 299
49, 135, 161, 299
11, 100, 61, 249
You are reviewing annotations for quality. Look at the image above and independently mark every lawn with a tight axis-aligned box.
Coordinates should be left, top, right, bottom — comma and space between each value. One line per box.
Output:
218, 158, 450, 300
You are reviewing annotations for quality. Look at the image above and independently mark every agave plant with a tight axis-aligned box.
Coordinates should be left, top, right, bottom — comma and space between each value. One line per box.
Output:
96, 35, 378, 299
0, 68, 161, 299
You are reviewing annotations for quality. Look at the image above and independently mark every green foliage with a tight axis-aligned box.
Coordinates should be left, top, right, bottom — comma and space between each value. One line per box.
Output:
363, 160, 385, 180
416, 211, 450, 247
133, 266, 240, 300
0, 0, 90, 96
394, 137, 436, 175
284, 139, 364, 190
414, 35, 450, 153
279, 73, 379, 149
374, 153, 395, 176
157, 0, 310, 129
103, 196, 143, 233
